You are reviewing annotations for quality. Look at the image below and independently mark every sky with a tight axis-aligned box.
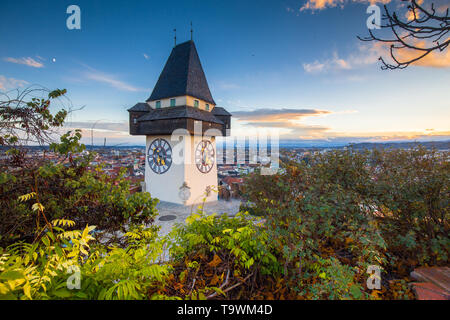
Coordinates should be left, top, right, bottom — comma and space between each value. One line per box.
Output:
0, 0, 449, 146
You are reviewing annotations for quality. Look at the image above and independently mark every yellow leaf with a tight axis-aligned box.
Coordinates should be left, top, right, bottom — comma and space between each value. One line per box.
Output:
23, 283, 32, 299
32, 203, 44, 212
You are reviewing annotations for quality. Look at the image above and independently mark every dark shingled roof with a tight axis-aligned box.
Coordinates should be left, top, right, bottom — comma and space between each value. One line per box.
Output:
138, 105, 223, 124
127, 102, 151, 112
212, 106, 232, 116
147, 41, 215, 105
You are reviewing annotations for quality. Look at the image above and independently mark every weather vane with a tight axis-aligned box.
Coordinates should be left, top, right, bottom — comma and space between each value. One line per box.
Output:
190, 22, 193, 41
174, 28, 177, 46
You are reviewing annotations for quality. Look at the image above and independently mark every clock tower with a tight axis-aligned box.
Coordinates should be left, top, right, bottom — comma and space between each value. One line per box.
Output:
128, 40, 231, 205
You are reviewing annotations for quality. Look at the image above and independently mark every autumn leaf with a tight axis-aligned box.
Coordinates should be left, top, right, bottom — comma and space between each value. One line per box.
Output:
208, 254, 222, 268
210, 274, 220, 286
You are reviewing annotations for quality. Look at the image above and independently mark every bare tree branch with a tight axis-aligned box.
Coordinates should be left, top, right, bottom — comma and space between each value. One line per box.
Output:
358, 0, 449, 70
0, 85, 83, 167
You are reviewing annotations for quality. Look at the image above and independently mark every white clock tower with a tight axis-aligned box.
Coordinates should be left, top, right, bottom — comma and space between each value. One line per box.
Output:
128, 40, 231, 205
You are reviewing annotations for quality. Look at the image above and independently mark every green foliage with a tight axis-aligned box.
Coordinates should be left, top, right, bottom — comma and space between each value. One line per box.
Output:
241, 146, 449, 298
2, 87, 447, 300
1, 88, 68, 149
0, 219, 169, 300
0, 209, 279, 300
169, 211, 280, 275
49, 130, 85, 155
369, 147, 449, 267
0, 129, 158, 247
302, 256, 365, 300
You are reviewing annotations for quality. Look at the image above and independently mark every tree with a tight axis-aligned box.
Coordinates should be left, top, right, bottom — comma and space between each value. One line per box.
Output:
0, 86, 72, 145
0, 87, 158, 247
359, 0, 449, 69
0, 86, 74, 166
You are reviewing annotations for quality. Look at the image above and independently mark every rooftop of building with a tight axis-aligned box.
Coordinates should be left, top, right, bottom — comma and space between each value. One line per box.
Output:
147, 40, 215, 105
137, 105, 223, 124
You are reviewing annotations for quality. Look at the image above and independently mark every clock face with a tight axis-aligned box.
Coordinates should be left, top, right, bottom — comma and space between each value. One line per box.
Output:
148, 138, 172, 174
195, 140, 215, 173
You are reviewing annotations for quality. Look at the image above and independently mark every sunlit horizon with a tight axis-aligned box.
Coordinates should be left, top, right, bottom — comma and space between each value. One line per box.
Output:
1, 0, 449, 146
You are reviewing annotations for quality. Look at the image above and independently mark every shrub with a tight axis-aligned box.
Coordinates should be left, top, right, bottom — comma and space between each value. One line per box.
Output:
370, 147, 449, 268
241, 146, 449, 296
0, 133, 158, 247
170, 211, 280, 274
0, 218, 168, 300
161, 211, 282, 299
0, 88, 158, 247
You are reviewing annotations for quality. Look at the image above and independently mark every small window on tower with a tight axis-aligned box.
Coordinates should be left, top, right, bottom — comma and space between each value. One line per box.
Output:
170, 98, 176, 107
156, 101, 161, 109
205, 104, 209, 111
194, 100, 199, 108
133, 118, 137, 124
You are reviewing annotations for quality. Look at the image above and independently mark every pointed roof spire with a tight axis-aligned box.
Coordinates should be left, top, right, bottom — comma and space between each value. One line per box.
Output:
173, 28, 177, 47
147, 41, 215, 105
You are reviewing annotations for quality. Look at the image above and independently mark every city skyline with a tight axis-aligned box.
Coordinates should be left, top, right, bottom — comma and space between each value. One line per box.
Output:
1, 0, 449, 146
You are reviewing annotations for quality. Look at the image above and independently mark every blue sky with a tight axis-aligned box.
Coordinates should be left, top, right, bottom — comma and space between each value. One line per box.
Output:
1, 0, 449, 145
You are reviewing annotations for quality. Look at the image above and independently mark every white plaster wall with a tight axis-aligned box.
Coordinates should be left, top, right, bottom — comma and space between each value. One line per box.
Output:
148, 95, 215, 111
145, 134, 218, 206
145, 135, 185, 205
147, 96, 186, 109
184, 135, 218, 205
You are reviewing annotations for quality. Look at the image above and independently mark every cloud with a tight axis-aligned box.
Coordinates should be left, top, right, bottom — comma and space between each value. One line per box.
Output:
85, 72, 141, 92
325, 130, 450, 143
143, 53, 150, 60
301, 0, 345, 11
303, 61, 326, 73
303, 45, 381, 74
437, 3, 449, 12
303, 51, 353, 73
300, 0, 391, 11
232, 108, 333, 138
215, 81, 240, 90
64, 121, 129, 133
63, 121, 150, 145
299, 0, 449, 69
302, 39, 449, 73
4, 57, 44, 68
62, 118, 450, 146
77, 65, 146, 92
230, 108, 448, 142
233, 108, 331, 121
375, 40, 450, 68
276, 132, 450, 146
0, 75, 29, 91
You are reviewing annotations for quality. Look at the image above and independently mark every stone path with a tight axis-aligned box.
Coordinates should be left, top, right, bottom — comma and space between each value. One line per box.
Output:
154, 199, 242, 237
410, 267, 450, 300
